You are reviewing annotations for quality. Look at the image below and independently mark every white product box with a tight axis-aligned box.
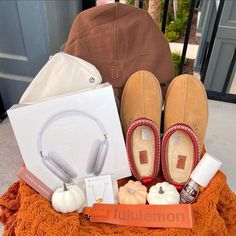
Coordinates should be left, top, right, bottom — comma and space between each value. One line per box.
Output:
8, 84, 131, 191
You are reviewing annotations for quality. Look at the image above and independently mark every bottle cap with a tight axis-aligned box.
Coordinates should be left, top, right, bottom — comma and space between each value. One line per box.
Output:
190, 153, 222, 187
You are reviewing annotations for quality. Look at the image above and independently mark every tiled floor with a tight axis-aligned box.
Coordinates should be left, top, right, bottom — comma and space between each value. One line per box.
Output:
0, 99, 235, 234
0, 119, 22, 196
229, 72, 236, 94
205, 100, 236, 192
169, 42, 199, 59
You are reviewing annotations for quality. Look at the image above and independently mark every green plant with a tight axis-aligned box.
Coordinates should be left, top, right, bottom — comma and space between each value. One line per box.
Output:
172, 52, 187, 76
126, 0, 135, 5
162, 0, 193, 41
160, 0, 174, 25
166, 31, 180, 42
165, 11, 189, 41
126, 0, 192, 42
178, 0, 192, 14
126, 0, 148, 10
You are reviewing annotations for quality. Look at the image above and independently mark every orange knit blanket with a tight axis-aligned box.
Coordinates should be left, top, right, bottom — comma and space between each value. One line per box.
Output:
0, 171, 236, 236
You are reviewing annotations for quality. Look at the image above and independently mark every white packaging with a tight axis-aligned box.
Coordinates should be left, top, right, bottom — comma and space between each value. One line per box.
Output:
190, 153, 222, 187
20, 52, 102, 104
8, 84, 131, 191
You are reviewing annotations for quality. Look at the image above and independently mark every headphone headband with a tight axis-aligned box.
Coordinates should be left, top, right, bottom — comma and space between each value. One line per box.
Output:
37, 110, 108, 155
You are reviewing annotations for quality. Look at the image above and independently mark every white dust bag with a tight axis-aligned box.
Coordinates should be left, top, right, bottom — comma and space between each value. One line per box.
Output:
20, 52, 102, 104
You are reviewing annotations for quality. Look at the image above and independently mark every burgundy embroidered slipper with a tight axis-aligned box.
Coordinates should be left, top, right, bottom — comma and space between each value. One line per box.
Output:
121, 71, 163, 184
162, 74, 208, 187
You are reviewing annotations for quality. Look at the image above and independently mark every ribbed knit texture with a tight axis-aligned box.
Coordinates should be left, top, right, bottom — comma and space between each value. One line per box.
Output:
0, 171, 236, 236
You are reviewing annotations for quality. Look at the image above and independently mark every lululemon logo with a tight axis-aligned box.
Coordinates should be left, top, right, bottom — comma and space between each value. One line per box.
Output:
113, 208, 185, 222
111, 66, 119, 80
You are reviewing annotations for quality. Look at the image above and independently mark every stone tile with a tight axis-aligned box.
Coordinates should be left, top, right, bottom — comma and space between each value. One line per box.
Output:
169, 42, 199, 59
205, 100, 236, 192
0, 118, 22, 195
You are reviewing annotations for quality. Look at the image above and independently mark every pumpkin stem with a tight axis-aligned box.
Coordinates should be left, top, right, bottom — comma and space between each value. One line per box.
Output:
127, 187, 135, 194
63, 183, 68, 191
158, 186, 164, 194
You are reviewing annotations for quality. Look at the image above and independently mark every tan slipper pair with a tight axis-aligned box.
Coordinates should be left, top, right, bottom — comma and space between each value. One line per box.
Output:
121, 71, 208, 187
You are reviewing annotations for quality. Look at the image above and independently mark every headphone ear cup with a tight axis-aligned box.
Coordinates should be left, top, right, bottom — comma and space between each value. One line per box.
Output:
86, 139, 101, 174
93, 139, 109, 176
42, 152, 77, 183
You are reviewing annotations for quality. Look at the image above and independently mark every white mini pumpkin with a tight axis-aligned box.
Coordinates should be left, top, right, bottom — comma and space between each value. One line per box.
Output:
147, 182, 180, 205
52, 183, 85, 213
118, 180, 147, 204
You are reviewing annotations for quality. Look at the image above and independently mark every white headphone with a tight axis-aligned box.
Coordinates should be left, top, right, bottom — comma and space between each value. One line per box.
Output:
37, 110, 109, 183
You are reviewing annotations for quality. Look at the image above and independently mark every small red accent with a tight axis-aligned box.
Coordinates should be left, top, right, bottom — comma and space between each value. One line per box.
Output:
142, 178, 153, 184
177, 155, 186, 170
174, 185, 183, 191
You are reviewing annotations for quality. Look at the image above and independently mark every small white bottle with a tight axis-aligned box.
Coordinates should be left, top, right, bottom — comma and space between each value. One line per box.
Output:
180, 153, 222, 204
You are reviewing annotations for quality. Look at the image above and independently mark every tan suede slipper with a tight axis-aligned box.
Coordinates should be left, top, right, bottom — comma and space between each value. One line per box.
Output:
162, 74, 208, 187
121, 70, 162, 184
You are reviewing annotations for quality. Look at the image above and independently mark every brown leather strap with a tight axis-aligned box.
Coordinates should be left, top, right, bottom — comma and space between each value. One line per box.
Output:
83, 204, 193, 228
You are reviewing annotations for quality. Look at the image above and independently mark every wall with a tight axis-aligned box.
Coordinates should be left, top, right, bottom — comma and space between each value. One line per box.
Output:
0, 0, 81, 109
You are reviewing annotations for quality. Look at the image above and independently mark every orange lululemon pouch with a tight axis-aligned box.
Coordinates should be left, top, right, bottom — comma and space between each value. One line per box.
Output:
83, 204, 193, 228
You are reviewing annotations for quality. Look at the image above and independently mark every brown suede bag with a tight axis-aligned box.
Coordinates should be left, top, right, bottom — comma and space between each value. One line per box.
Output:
64, 3, 174, 97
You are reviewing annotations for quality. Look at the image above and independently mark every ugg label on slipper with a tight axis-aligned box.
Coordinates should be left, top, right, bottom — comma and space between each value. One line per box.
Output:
177, 155, 186, 169
139, 150, 148, 164
141, 128, 153, 140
